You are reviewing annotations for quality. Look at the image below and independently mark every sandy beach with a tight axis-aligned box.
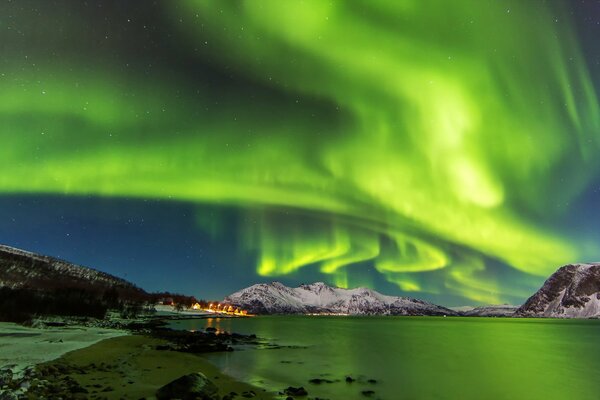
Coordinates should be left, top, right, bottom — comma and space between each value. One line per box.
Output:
35, 334, 274, 399
0, 321, 274, 400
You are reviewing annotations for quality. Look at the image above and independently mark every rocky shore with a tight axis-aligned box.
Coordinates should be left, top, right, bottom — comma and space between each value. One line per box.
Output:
0, 315, 383, 400
0, 334, 274, 400
0, 315, 274, 400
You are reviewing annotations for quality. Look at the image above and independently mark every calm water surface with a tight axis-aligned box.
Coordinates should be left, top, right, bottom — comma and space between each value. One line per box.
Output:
170, 316, 600, 400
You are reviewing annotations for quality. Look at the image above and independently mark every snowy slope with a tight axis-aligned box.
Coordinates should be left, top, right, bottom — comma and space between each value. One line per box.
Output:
224, 282, 456, 316
461, 305, 518, 317
0, 244, 146, 298
516, 263, 600, 318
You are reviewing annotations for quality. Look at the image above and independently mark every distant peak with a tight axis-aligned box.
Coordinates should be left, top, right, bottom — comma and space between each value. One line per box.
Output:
299, 282, 334, 291
303, 281, 329, 287
224, 280, 455, 316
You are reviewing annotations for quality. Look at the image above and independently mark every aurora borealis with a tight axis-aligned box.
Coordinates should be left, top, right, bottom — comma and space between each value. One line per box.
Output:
1, 0, 599, 305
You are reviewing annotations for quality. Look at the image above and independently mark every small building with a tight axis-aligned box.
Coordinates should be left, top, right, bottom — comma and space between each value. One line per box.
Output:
160, 297, 174, 306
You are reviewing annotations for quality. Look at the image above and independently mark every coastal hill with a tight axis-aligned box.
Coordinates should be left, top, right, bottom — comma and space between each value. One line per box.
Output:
0, 244, 151, 321
224, 281, 457, 316
0, 244, 147, 300
4, 241, 600, 319
516, 263, 600, 318
0, 244, 200, 321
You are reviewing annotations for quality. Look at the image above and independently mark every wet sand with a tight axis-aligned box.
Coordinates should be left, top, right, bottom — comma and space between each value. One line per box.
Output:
38, 334, 274, 399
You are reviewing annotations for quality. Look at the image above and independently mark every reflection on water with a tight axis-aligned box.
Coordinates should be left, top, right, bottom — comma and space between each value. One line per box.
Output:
203, 317, 229, 335
171, 316, 600, 400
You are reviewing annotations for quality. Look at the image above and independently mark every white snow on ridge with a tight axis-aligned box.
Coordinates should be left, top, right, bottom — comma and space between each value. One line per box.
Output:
0, 243, 136, 290
542, 288, 600, 318
517, 262, 600, 318
224, 281, 454, 316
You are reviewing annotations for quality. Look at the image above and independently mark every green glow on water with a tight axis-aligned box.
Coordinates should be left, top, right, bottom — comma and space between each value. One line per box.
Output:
178, 316, 600, 400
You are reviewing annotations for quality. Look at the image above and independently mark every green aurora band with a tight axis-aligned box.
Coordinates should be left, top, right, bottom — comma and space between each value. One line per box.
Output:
1, 0, 599, 303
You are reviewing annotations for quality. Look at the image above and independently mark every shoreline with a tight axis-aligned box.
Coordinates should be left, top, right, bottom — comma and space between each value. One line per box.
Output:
3, 315, 597, 400
33, 334, 274, 399
0, 319, 275, 399
0, 322, 127, 376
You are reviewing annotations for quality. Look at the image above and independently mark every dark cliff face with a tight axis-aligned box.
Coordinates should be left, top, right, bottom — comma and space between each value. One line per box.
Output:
0, 244, 147, 300
516, 263, 600, 317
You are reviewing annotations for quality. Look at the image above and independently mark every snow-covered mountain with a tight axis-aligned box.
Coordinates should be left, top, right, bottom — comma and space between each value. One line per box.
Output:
516, 263, 600, 318
459, 305, 518, 317
223, 282, 457, 316
0, 244, 146, 299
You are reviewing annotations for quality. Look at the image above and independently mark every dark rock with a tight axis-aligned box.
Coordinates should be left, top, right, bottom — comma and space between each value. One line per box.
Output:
345, 376, 356, 383
69, 384, 89, 394
367, 379, 377, 384
205, 327, 217, 332
44, 321, 67, 327
55, 363, 70, 374
0, 369, 13, 386
156, 372, 219, 400
284, 386, 308, 396
101, 386, 114, 392
0, 391, 18, 400
362, 390, 375, 397
309, 378, 334, 384
241, 390, 256, 398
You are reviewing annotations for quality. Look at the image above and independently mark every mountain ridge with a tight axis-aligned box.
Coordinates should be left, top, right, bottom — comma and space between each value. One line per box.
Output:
0, 244, 147, 300
223, 281, 457, 316
516, 263, 600, 318
5, 242, 600, 319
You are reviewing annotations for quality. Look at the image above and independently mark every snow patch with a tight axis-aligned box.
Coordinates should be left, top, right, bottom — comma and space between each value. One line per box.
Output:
224, 282, 455, 316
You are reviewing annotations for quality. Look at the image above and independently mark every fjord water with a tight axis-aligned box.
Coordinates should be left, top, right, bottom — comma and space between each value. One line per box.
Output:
171, 317, 600, 400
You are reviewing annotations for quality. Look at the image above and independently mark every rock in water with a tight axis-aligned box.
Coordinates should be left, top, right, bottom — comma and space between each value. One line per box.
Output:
156, 373, 219, 400
516, 263, 600, 318
284, 386, 308, 396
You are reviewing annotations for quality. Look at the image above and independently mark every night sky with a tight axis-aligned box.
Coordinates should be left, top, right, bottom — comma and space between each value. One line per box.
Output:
1, 0, 600, 306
